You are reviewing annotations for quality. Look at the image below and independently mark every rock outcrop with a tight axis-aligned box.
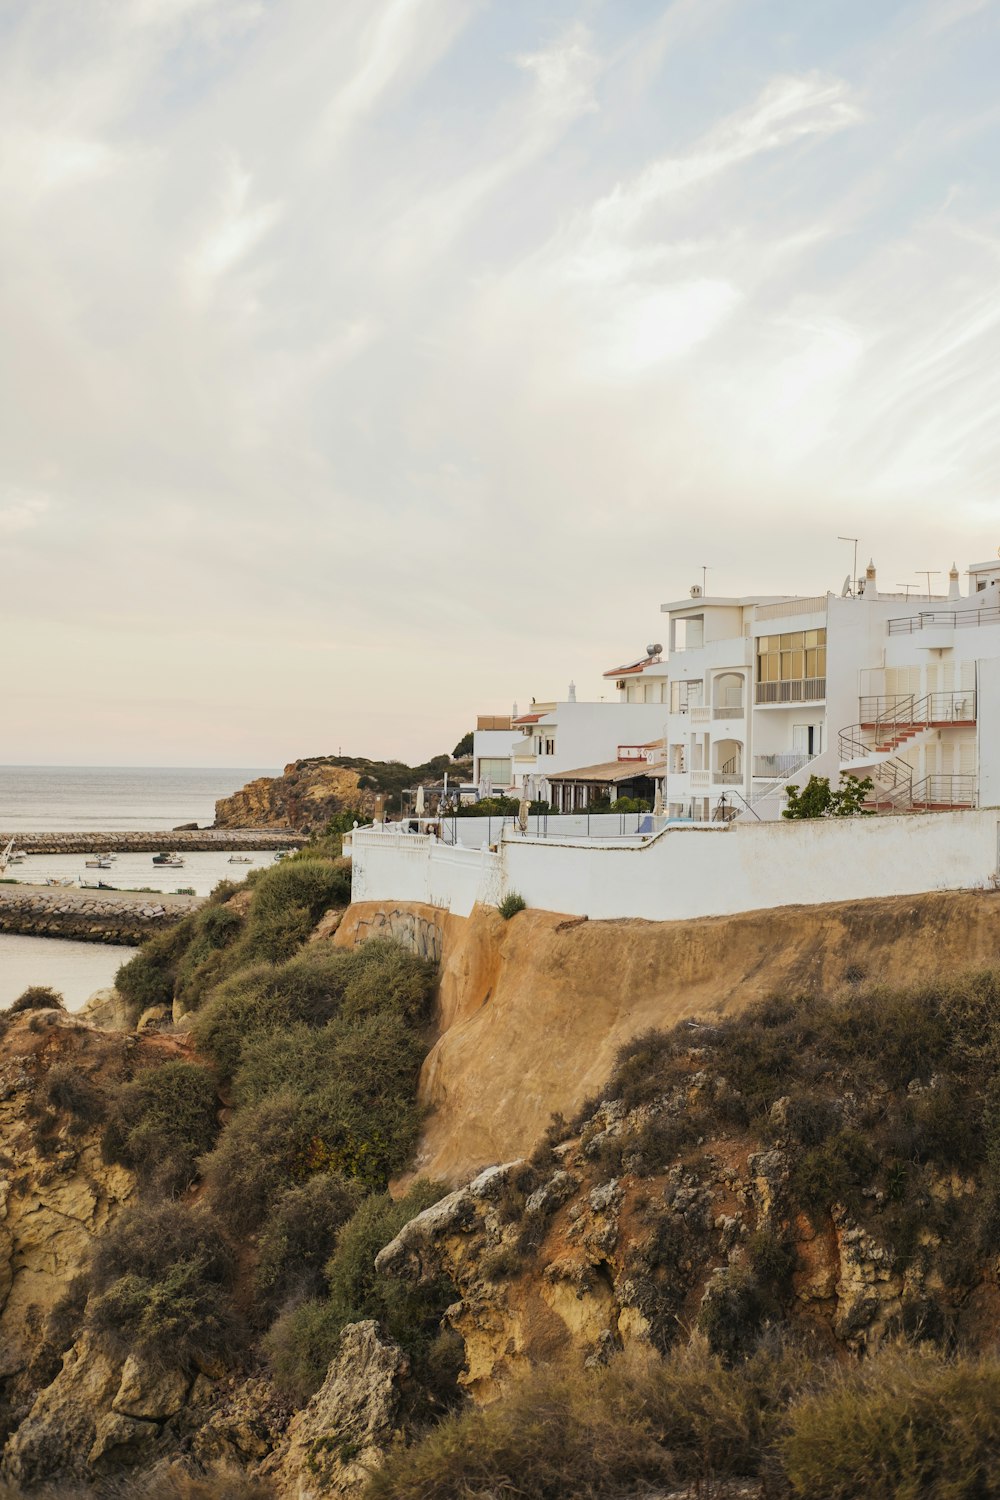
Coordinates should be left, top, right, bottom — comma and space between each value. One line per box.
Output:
215, 762, 370, 833
266, 1322, 410, 1498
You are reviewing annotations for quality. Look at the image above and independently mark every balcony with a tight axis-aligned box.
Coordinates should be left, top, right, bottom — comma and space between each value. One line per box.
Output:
690, 705, 711, 724
690, 770, 711, 788
714, 771, 742, 784
713, 702, 745, 718
753, 752, 815, 778
755, 678, 826, 705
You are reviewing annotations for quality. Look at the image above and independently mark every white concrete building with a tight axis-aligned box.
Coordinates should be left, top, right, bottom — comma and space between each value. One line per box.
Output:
472, 665, 668, 803
662, 558, 999, 823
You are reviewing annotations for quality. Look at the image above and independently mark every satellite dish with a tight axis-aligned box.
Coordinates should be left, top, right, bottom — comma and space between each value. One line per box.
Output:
841, 575, 853, 597
647, 643, 663, 657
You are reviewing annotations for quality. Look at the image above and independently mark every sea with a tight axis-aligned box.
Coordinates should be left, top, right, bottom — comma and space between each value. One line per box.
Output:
0, 766, 277, 1011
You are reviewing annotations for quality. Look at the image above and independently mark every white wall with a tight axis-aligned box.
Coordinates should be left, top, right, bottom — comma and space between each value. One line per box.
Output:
348, 809, 1000, 923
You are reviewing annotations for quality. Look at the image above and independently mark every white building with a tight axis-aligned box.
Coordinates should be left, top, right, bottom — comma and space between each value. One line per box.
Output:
662, 558, 999, 823
472, 661, 669, 803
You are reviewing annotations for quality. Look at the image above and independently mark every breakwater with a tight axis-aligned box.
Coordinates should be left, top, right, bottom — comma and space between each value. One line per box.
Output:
0, 829, 306, 855
0, 885, 204, 945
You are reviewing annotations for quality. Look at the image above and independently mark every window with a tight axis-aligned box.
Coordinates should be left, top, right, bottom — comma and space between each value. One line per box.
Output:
756, 629, 826, 685
478, 758, 511, 785
670, 680, 703, 713
543, 737, 555, 756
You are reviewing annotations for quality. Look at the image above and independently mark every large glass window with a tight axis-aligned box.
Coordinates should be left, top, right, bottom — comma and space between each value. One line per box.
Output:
756, 629, 826, 684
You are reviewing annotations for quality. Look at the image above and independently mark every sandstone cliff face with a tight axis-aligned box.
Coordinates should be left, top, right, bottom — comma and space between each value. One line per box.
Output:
0, 1009, 142, 1445
336, 890, 1000, 1183
215, 762, 369, 833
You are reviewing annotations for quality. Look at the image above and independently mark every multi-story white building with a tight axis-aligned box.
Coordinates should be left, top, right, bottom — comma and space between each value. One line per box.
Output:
662, 557, 1000, 822
472, 658, 669, 801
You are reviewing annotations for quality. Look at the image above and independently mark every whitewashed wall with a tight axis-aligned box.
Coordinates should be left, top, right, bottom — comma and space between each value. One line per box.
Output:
348, 809, 1000, 923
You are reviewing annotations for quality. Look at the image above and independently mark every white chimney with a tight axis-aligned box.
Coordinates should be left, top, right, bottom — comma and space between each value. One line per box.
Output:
568, 680, 576, 702
863, 558, 878, 600
949, 562, 961, 600
512, 702, 518, 719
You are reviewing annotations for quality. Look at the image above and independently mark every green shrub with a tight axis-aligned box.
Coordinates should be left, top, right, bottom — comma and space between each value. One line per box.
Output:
41, 1062, 106, 1129
103, 1060, 219, 1192
201, 1092, 324, 1234
366, 1339, 806, 1500
792, 1130, 877, 1214
498, 891, 526, 919
780, 1351, 1000, 1499
254, 1173, 363, 1317
266, 1180, 451, 1401
7, 985, 65, 1014
115, 916, 197, 1023
87, 1202, 242, 1372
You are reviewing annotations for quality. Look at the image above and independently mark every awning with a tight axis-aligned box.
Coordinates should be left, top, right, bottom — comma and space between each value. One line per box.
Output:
548, 759, 667, 784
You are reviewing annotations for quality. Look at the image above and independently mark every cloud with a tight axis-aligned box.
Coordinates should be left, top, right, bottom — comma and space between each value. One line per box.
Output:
0, 492, 49, 535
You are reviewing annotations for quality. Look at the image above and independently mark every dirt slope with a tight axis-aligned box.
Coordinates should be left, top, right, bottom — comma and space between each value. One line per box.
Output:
336, 890, 1000, 1182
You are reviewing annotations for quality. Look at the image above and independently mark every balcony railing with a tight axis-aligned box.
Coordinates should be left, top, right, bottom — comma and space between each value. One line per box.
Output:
858, 691, 976, 726
755, 678, 826, 705
714, 771, 743, 784
713, 702, 745, 718
910, 774, 976, 808
690, 705, 711, 724
690, 770, 711, 787
753, 752, 815, 778
888, 605, 1000, 635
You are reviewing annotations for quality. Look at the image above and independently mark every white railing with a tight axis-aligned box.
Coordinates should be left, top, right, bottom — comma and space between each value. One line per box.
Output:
690, 705, 711, 724
690, 770, 711, 787
713, 703, 745, 718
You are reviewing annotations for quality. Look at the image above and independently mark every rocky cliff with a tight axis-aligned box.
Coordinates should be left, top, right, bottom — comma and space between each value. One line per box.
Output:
336, 889, 1000, 1182
214, 762, 369, 833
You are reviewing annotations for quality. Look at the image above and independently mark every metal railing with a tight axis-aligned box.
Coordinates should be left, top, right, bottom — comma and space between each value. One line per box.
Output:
910, 775, 976, 808
755, 678, 826, 704
753, 751, 814, 778
858, 691, 976, 728
888, 604, 1000, 635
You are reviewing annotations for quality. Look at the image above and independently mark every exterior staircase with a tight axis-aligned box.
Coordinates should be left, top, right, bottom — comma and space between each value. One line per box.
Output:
839, 691, 978, 814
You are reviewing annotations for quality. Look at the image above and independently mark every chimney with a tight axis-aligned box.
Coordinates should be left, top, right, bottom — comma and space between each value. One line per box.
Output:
949, 562, 961, 600
863, 558, 878, 600
568, 680, 576, 702
512, 702, 518, 720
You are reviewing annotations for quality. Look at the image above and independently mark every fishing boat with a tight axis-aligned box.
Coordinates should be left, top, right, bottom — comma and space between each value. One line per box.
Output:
45, 876, 74, 887
228, 854, 253, 864
0, 837, 14, 873
85, 858, 113, 869
152, 852, 185, 868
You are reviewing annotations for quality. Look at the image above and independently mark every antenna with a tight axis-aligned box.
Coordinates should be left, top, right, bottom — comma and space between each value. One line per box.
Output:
918, 570, 941, 600
895, 583, 917, 600
838, 536, 859, 596
702, 565, 710, 596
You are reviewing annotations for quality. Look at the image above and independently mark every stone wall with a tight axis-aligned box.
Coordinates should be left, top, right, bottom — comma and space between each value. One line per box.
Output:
0, 887, 203, 945
1, 831, 306, 855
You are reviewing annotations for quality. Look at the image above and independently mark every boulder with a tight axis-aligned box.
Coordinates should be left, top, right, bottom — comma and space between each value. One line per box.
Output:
268, 1321, 409, 1498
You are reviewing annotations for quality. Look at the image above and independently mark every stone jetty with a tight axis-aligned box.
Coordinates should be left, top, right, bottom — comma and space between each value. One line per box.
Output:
0, 829, 306, 855
0, 884, 204, 945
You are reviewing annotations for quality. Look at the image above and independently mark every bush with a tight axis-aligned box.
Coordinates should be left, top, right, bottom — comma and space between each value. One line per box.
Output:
254, 1173, 363, 1317
266, 1180, 451, 1401
6, 985, 65, 1014
780, 1350, 1000, 1499
366, 1339, 807, 1500
201, 1092, 325, 1235
103, 1060, 219, 1192
41, 1062, 106, 1129
498, 891, 526, 920
87, 1202, 243, 1372
116, 916, 197, 1023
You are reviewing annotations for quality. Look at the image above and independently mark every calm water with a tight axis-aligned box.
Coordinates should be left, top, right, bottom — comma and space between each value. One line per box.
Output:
0, 765, 275, 832
0, 935, 139, 1012
0, 765, 277, 1011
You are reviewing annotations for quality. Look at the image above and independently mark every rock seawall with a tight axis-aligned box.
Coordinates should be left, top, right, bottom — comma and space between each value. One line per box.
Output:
0, 887, 203, 945
1, 831, 306, 855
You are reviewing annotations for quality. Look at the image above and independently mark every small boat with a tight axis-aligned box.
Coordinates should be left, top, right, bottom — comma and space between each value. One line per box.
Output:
152, 852, 184, 867
0, 837, 14, 873
45, 876, 74, 887
85, 858, 113, 869
273, 850, 288, 862
228, 854, 253, 864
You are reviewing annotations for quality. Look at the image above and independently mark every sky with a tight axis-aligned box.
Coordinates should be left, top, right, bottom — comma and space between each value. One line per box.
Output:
3, 0, 1000, 767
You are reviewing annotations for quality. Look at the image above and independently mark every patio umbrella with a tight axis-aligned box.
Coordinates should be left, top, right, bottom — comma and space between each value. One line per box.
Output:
415, 786, 426, 818
518, 791, 530, 833
478, 773, 492, 799
653, 783, 664, 817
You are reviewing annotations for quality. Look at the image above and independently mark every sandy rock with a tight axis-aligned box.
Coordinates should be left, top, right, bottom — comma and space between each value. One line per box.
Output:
78, 987, 131, 1030
88, 1409, 159, 1467
2, 1334, 124, 1485
113, 1354, 191, 1420
268, 1321, 409, 1498
136, 1004, 171, 1032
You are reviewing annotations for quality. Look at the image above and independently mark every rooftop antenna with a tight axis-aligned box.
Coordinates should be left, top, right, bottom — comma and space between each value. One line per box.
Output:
838, 536, 859, 596
919, 570, 941, 601
895, 583, 917, 600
